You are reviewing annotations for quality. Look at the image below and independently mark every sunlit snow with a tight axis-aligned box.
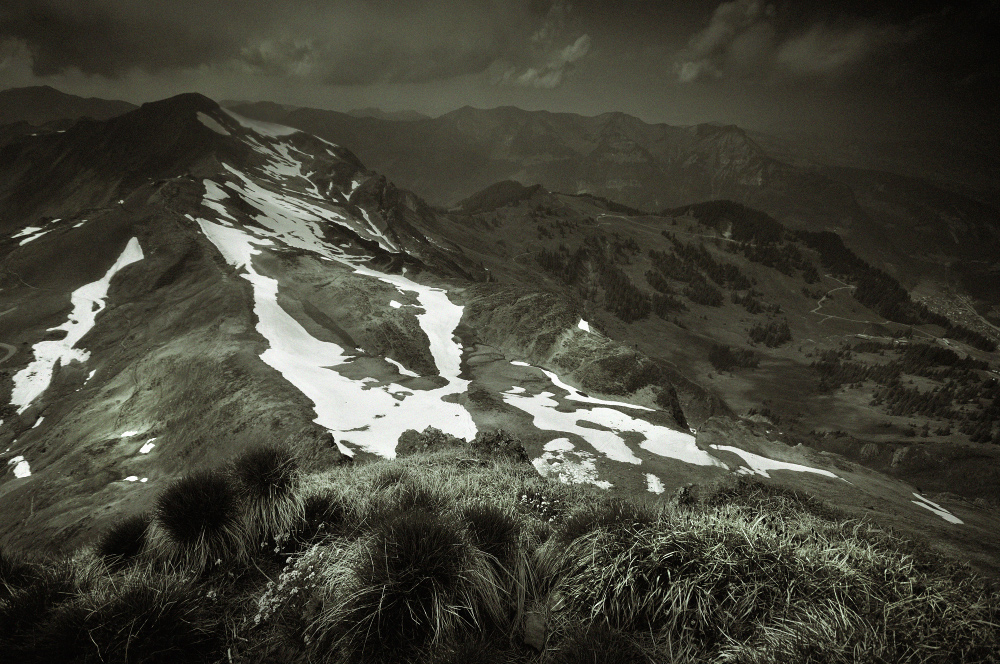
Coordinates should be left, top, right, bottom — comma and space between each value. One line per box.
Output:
13, 222, 59, 246
223, 109, 299, 137
10, 238, 144, 413
389, 300, 403, 309
139, 439, 157, 454
385, 357, 419, 378
8, 456, 30, 478
197, 112, 231, 136
709, 444, 838, 479
120, 430, 141, 438
202, 180, 236, 221
534, 365, 654, 411
532, 438, 612, 489
646, 473, 665, 494
31, 417, 44, 429
912, 493, 963, 525
578, 319, 592, 333
197, 218, 476, 458
503, 378, 723, 467
12, 226, 43, 238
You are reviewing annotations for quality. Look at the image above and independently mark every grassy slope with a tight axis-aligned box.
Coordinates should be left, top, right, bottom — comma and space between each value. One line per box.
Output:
2, 440, 998, 664
429, 192, 1000, 497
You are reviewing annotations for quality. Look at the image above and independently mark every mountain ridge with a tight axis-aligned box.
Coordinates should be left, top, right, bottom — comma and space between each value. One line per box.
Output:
1, 92, 997, 588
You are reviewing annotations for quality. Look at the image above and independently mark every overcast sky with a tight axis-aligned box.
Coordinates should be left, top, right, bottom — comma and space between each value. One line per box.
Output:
1, 1, 997, 143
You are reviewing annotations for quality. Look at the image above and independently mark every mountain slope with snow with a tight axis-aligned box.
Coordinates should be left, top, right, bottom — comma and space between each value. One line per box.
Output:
0, 94, 997, 578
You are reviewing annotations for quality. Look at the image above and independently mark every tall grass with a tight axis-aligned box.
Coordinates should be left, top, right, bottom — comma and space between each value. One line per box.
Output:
4, 445, 999, 663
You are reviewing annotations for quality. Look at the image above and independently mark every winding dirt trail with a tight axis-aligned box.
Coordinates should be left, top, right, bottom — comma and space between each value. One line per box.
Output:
0, 342, 16, 365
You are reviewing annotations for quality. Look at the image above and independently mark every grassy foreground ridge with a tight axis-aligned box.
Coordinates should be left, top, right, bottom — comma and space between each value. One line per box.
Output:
1, 430, 998, 663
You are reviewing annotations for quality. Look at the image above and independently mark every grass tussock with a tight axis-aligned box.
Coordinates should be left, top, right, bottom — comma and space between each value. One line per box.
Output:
3, 442, 999, 663
231, 443, 305, 553
150, 469, 247, 571
96, 512, 151, 571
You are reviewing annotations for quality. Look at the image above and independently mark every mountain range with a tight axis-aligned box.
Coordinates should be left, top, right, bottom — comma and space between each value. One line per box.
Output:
0, 88, 998, 580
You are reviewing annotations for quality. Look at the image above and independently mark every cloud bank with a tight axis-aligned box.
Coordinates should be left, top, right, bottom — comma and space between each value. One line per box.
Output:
0, 0, 590, 88
675, 0, 915, 83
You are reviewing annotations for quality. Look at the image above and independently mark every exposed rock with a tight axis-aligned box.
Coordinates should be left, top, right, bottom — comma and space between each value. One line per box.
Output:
396, 426, 466, 457
471, 428, 529, 463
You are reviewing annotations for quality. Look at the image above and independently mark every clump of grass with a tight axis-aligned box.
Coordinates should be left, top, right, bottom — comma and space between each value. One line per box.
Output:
543, 495, 1000, 662
308, 509, 504, 662
150, 469, 247, 571
231, 444, 304, 553
0, 546, 36, 599
295, 490, 352, 545
463, 503, 521, 567
558, 498, 656, 544
0, 558, 97, 658
96, 513, 151, 571
547, 623, 650, 664
32, 567, 222, 664
414, 633, 530, 664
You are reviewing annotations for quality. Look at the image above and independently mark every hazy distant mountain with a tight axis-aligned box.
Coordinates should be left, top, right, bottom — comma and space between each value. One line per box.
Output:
347, 107, 430, 121
0, 85, 136, 126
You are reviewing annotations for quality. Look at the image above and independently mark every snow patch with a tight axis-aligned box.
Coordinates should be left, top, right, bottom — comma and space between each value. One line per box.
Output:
503, 387, 722, 467
31, 417, 44, 429
139, 439, 157, 454
202, 180, 236, 221
646, 473, 665, 494
12, 225, 44, 238
7, 456, 30, 478
532, 443, 612, 489
577, 319, 592, 333
538, 367, 654, 411
709, 445, 838, 479
385, 357, 419, 378
124, 476, 139, 482
10, 238, 144, 414
223, 109, 299, 137
511, 360, 530, 367
197, 112, 231, 136
543, 438, 575, 452
389, 300, 402, 309
912, 493, 963, 525
72, 220, 87, 229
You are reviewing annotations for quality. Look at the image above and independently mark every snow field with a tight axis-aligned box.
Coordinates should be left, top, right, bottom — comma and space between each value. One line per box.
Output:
197, 218, 476, 458
10, 238, 145, 413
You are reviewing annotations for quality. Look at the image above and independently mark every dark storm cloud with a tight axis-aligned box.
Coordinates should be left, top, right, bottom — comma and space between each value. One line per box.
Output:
674, 1, 918, 83
0, 0, 588, 86
0, 1, 244, 76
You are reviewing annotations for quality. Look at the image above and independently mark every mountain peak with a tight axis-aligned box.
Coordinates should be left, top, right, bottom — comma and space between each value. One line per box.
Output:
0, 85, 136, 126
